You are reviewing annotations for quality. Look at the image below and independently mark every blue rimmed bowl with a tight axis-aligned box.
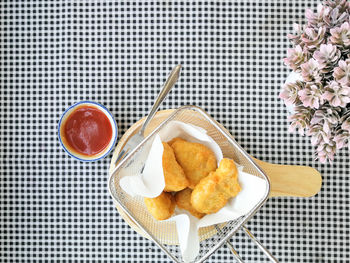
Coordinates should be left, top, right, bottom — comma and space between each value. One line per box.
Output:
58, 101, 118, 162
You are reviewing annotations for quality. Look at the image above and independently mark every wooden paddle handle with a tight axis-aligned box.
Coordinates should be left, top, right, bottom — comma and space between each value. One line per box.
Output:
253, 158, 322, 198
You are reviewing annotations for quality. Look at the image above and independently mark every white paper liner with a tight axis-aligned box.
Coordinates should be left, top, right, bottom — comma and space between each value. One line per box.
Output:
119, 121, 268, 262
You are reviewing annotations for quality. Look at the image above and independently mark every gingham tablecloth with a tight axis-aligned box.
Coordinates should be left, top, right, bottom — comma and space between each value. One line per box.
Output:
1, 1, 349, 262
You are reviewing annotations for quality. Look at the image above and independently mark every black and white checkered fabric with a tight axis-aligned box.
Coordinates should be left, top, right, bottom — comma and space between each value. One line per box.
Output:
1, 0, 349, 262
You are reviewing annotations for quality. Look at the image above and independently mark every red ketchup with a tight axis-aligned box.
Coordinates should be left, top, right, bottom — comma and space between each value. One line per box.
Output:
61, 106, 112, 156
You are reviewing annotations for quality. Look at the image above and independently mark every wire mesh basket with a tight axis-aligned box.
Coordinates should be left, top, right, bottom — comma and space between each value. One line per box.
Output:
108, 106, 272, 262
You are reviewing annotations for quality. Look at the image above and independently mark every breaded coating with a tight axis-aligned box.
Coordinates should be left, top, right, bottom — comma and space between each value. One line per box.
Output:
144, 192, 175, 221
162, 142, 189, 192
167, 137, 183, 146
174, 188, 205, 219
169, 138, 217, 189
191, 158, 241, 214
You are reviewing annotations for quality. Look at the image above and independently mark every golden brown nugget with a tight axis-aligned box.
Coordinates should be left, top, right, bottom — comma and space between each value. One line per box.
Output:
174, 188, 205, 219
167, 137, 183, 146
162, 142, 189, 192
169, 138, 217, 189
144, 192, 175, 221
191, 158, 241, 214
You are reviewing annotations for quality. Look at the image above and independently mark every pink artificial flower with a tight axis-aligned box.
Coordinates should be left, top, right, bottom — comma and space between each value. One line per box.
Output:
322, 81, 350, 107
302, 27, 326, 50
283, 45, 307, 71
317, 141, 336, 164
334, 132, 349, 150
300, 58, 321, 82
310, 108, 340, 135
298, 83, 324, 109
313, 44, 341, 73
305, 4, 329, 28
279, 82, 303, 106
307, 126, 330, 146
333, 60, 350, 86
287, 23, 305, 46
287, 106, 314, 136
329, 21, 350, 48
342, 119, 350, 132
283, 1, 350, 163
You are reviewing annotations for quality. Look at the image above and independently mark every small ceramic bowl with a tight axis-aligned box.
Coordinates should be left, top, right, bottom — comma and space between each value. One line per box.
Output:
58, 101, 118, 162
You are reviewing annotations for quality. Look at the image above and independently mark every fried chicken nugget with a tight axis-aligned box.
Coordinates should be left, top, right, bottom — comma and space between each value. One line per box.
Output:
191, 158, 241, 214
169, 138, 217, 189
175, 188, 205, 219
162, 142, 189, 192
144, 192, 175, 221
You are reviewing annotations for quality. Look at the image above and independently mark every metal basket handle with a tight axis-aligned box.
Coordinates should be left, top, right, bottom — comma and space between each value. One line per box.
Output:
215, 225, 279, 263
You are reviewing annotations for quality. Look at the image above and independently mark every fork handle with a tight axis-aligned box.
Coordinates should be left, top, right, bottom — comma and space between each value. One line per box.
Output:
139, 65, 182, 136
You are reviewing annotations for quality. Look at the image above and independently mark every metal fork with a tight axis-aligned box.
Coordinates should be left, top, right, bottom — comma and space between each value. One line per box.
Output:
114, 65, 182, 165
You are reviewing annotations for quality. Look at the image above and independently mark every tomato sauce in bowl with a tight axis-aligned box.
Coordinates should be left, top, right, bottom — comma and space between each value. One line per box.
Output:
58, 101, 117, 161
